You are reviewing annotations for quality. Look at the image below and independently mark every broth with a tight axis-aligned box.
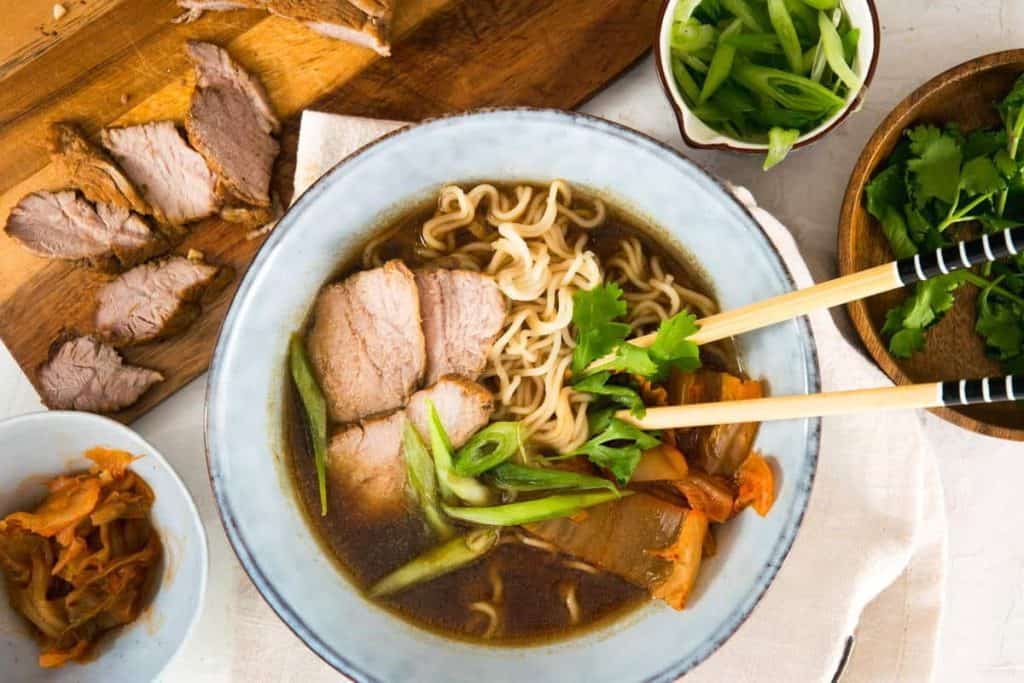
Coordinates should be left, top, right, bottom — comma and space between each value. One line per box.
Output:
285, 184, 738, 644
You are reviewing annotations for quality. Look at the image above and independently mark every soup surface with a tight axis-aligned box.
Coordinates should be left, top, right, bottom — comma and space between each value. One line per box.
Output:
286, 182, 742, 644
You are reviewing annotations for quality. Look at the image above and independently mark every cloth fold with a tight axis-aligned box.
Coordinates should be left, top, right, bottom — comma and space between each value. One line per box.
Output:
231, 110, 946, 682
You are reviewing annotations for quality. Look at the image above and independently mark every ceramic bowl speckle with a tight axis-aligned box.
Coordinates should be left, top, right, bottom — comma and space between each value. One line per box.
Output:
206, 109, 820, 681
0, 411, 207, 682
655, 0, 881, 154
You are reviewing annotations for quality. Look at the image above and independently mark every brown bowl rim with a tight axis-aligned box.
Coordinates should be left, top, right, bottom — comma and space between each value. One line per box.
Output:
653, 0, 882, 153
838, 48, 1024, 442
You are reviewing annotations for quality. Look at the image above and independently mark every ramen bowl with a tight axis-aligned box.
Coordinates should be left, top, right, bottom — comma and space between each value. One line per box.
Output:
0, 411, 207, 682
206, 109, 820, 681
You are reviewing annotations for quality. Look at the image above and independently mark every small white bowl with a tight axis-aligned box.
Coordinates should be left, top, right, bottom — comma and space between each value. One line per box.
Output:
655, 0, 881, 153
0, 411, 208, 682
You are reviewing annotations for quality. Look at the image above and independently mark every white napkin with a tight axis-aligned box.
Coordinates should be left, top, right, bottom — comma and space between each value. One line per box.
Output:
230, 110, 946, 682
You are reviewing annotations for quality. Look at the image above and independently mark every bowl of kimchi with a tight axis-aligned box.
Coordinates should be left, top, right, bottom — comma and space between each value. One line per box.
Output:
0, 411, 207, 681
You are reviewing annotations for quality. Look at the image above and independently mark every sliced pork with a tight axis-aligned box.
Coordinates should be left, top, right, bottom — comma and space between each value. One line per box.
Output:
5, 191, 169, 270
176, 1, 392, 55
308, 260, 425, 423
50, 123, 151, 216
326, 378, 494, 521
406, 375, 495, 448
101, 121, 219, 225
185, 41, 280, 209
326, 411, 405, 521
38, 336, 163, 412
95, 255, 229, 346
415, 269, 506, 385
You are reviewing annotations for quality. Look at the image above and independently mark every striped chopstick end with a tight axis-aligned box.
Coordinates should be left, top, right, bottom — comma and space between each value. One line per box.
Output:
940, 376, 1021, 406
897, 227, 1022, 284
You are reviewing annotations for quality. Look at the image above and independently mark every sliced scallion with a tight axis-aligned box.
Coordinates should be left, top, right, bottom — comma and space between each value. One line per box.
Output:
289, 334, 328, 516
490, 463, 617, 494
369, 529, 499, 598
443, 490, 629, 527
425, 400, 491, 506
453, 422, 522, 477
402, 420, 455, 540
817, 10, 860, 91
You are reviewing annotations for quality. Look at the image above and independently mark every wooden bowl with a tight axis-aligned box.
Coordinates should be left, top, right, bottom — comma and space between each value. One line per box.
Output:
839, 50, 1024, 441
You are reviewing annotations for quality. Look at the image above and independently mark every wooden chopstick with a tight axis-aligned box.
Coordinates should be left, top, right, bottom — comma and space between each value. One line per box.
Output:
616, 375, 1022, 429
607, 226, 1024, 354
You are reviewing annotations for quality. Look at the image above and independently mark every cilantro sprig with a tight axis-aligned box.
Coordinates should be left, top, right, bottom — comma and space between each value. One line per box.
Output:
571, 283, 702, 380
566, 418, 661, 486
567, 283, 703, 483
863, 77, 1024, 373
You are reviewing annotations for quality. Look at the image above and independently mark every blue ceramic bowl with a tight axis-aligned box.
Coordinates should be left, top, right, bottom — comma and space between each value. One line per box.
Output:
206, 109, 820, 681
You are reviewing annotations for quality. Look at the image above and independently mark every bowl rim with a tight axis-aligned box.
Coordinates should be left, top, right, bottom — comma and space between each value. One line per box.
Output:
204, 107, 823, 681
653, 0, 882, 153
0, 409, 210, 677
838, 48, 1024, 442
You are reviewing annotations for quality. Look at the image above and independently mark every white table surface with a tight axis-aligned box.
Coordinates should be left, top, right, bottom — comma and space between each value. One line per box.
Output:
2, 1, 1023, 680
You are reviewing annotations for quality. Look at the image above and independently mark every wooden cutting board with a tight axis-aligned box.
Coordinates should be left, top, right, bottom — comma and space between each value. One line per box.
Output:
0, 0, 661, 422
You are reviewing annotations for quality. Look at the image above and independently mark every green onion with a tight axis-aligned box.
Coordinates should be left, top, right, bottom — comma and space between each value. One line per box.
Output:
721, 0, 767, 31
682, 54, 710, 74
671, 57, 701, 104
799, 0, 838, 8
720, 32, 784, 55
671, 19, 718, 55
490, 463, 617, 493
402, 421, 455, 540
289, 334, 328, 516
453, 422, 522, 477
764, 127, 801, 170
732, 60, 845, 113
443, 490, 629, 526
699, 19, 742, 104
767, 0, 804, 74
817, 10, 859, 91
369, 529, 499, 598
783, 0, 820, 41
425, 400, 491, 506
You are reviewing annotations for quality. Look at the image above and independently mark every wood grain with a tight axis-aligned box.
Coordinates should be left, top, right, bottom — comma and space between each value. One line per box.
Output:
838, 49, 1024, 442
0, 0, 661, 423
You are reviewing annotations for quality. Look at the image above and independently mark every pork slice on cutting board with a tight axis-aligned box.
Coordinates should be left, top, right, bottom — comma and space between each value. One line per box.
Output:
307, 260, 426, 423
185, 41, 280, 213
176, 0, 392, 55
101, 121, 219, 226
415, 268, 507, 386
95, 255, 231, 346
5, 190, 170, 270
38, 335, 163, 412
50, 122, 152, 217
326, 377, 494, 521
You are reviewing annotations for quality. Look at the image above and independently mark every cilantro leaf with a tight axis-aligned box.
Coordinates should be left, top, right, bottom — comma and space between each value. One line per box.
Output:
959, 156, 1005, 196
906, 125, 963, 206
976, 281, 1024, 365
571, 418, 661, 485
888, 327, 926, 358
905, 203, 944, 250
964, 129, 1008, 159
571, 285, 630, 374
998, 74, 1024, 157
572, 372, 646, 417
881, 273, 967, 358
590, 342, 660, 378
865, 166, 919, 258
648, 312, 702, 374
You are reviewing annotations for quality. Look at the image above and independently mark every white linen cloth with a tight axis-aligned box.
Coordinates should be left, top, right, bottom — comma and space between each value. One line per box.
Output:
225, 110, 947, 682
